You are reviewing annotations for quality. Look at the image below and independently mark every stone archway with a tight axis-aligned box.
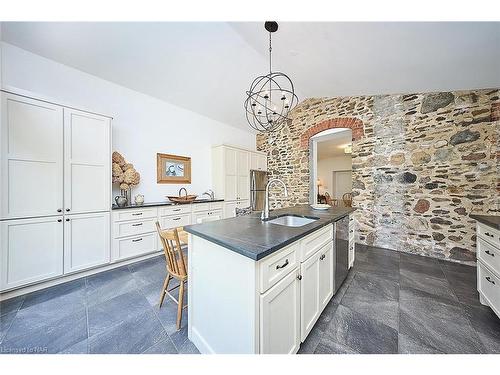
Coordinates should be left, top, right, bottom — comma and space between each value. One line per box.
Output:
299, 117, 364, 149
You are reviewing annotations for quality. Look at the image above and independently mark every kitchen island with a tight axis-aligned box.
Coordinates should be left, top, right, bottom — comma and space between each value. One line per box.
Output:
184, 205, 356, 354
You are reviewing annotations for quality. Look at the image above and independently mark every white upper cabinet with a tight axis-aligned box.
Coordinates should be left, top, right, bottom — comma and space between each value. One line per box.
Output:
236, 150, 249, 200
64, 108, 111, 214
250, 152, 267, 172
1, 93, 63, 219
223, 147, 238, 201
212, 145, 266, 208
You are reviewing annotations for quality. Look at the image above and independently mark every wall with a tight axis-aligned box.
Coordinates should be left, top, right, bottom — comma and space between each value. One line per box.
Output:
317, 155, 352, 196
0, 42, 256, 201
257, 89, 500, 265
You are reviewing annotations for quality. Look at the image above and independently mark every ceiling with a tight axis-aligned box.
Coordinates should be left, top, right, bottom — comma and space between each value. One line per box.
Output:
2, 22, 499, 132
316, 130, 352, 159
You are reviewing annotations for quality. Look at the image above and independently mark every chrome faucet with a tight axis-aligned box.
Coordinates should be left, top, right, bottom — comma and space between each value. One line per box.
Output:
202, 189, 215, 201
261, 178, 288, 220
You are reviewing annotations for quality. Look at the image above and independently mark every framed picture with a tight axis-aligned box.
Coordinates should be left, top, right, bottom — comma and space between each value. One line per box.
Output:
156, 153, 191, 184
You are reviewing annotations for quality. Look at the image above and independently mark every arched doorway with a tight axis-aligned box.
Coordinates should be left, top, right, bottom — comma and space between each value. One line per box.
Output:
309, 128, 353, 205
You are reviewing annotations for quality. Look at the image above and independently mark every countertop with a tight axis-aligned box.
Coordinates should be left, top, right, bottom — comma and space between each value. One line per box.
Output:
470, 214, 500, 230
184, 205, 356, 261
112, 199, 224, 210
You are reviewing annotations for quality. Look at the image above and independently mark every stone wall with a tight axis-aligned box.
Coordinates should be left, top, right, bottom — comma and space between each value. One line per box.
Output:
256, 88, 500, 265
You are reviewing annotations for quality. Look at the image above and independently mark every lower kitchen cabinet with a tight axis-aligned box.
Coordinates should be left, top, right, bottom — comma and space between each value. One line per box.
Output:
1, 216, 64, 291
300, 241, 333, 340
260, 270, 301, 354
319, 242, 334, 309
300, 247, 321, 341
64, 212, 110, 274
192, 210, 223, 224
189, 223, 342, 354
223, 199, 250, 218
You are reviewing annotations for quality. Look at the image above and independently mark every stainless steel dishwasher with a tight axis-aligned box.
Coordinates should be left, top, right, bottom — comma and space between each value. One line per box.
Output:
334, 215, 349, 293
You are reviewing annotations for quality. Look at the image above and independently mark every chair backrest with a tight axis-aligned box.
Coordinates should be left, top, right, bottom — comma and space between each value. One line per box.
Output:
235, 206, 252, 217
342, 193, 353, 207
324, 192, 333, 205
155, 221, 187, 279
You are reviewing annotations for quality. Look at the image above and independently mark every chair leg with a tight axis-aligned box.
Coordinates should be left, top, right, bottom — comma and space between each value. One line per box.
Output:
159, 274, 171, 308
176, 280, 185, 330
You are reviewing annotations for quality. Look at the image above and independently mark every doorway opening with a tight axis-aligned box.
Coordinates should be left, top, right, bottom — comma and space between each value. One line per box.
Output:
310, 128, 352, 207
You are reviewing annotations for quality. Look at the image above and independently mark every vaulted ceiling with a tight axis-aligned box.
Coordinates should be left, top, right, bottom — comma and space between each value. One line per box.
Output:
2, 22, 499, 132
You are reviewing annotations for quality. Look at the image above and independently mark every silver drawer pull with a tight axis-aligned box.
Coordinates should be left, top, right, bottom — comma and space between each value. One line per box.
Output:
132, 238, 143, 242
485, 250, 495, 257
132, 213, 143, 216
173, 208, 181, 212
173, 217, 181, 221
486, 276, 495, 285
276, 259, 289, 270
485, 232, 494, 238
132, 223, 143, 227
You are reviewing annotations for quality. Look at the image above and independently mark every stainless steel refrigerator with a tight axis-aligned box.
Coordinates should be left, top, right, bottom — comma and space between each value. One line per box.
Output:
250, 170, 268, 211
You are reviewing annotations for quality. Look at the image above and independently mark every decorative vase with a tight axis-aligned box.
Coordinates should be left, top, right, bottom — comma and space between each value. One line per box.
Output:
115, 195, 128, 207
134, 194, 144, 205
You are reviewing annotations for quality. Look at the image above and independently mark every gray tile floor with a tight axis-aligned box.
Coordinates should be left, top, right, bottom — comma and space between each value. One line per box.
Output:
299, 244, 500, 354
0, 255, 197, 354
1, 244, 499, 354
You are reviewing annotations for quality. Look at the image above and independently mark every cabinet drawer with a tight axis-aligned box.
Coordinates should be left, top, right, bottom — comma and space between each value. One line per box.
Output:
210, 201, 223, 210
478, 238, 500, 276
159, 205, 191, 216
478, 261, 500, 316
477, 223, 500, 246
161, 213, 191, 229
113, 218, 156, 239
259, 242, 299, 293
192, 203, 210, 212
114, 207, 158, 222
113, 233, 157, 261
300, 224, 333, 261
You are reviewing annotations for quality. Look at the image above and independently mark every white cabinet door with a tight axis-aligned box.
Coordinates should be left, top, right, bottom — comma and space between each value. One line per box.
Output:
224, 148, 238, 201
64, 212, 110, 274
319, 242, 334, 310
236, 150, 249, 200
300, 248, 322, 341
260, 270, 300, 354
1, 216, 63, 291
1, 93, 63, 219
64, 108, 111, 214
250, 152, 259, 171
193, 210, 223, 223
257, 154, 267, 171
223, 201, 237, 218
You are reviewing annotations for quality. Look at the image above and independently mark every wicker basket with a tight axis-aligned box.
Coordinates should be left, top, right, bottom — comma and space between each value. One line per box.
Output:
166, 194, 198, 204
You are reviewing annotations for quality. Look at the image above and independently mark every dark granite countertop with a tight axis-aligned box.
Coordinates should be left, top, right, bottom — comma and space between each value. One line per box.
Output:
470, 214, 500, 230
112, 199, 224, 210
184, 205, 356, 261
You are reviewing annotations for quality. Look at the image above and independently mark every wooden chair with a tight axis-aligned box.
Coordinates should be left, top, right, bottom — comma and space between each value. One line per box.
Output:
155, 221, 188, 330
342, 193, 353, 207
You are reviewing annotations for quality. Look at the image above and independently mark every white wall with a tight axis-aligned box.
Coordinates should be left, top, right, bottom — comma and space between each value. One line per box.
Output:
0, 42, 256, 202
317, 155, 351, 195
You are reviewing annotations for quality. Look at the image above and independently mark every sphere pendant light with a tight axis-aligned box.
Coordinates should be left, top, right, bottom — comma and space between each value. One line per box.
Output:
244, 21, 298, 133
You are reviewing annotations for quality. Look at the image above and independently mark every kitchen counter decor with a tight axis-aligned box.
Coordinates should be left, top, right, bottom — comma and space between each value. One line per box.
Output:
112, 151, 141, 205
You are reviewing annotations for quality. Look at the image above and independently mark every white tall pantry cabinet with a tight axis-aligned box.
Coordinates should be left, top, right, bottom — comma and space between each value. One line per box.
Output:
212, 145, 267, 218
0, 92, 111, 292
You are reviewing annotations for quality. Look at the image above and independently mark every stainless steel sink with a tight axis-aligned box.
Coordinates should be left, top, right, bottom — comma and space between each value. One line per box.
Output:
267, 215, 319, 227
